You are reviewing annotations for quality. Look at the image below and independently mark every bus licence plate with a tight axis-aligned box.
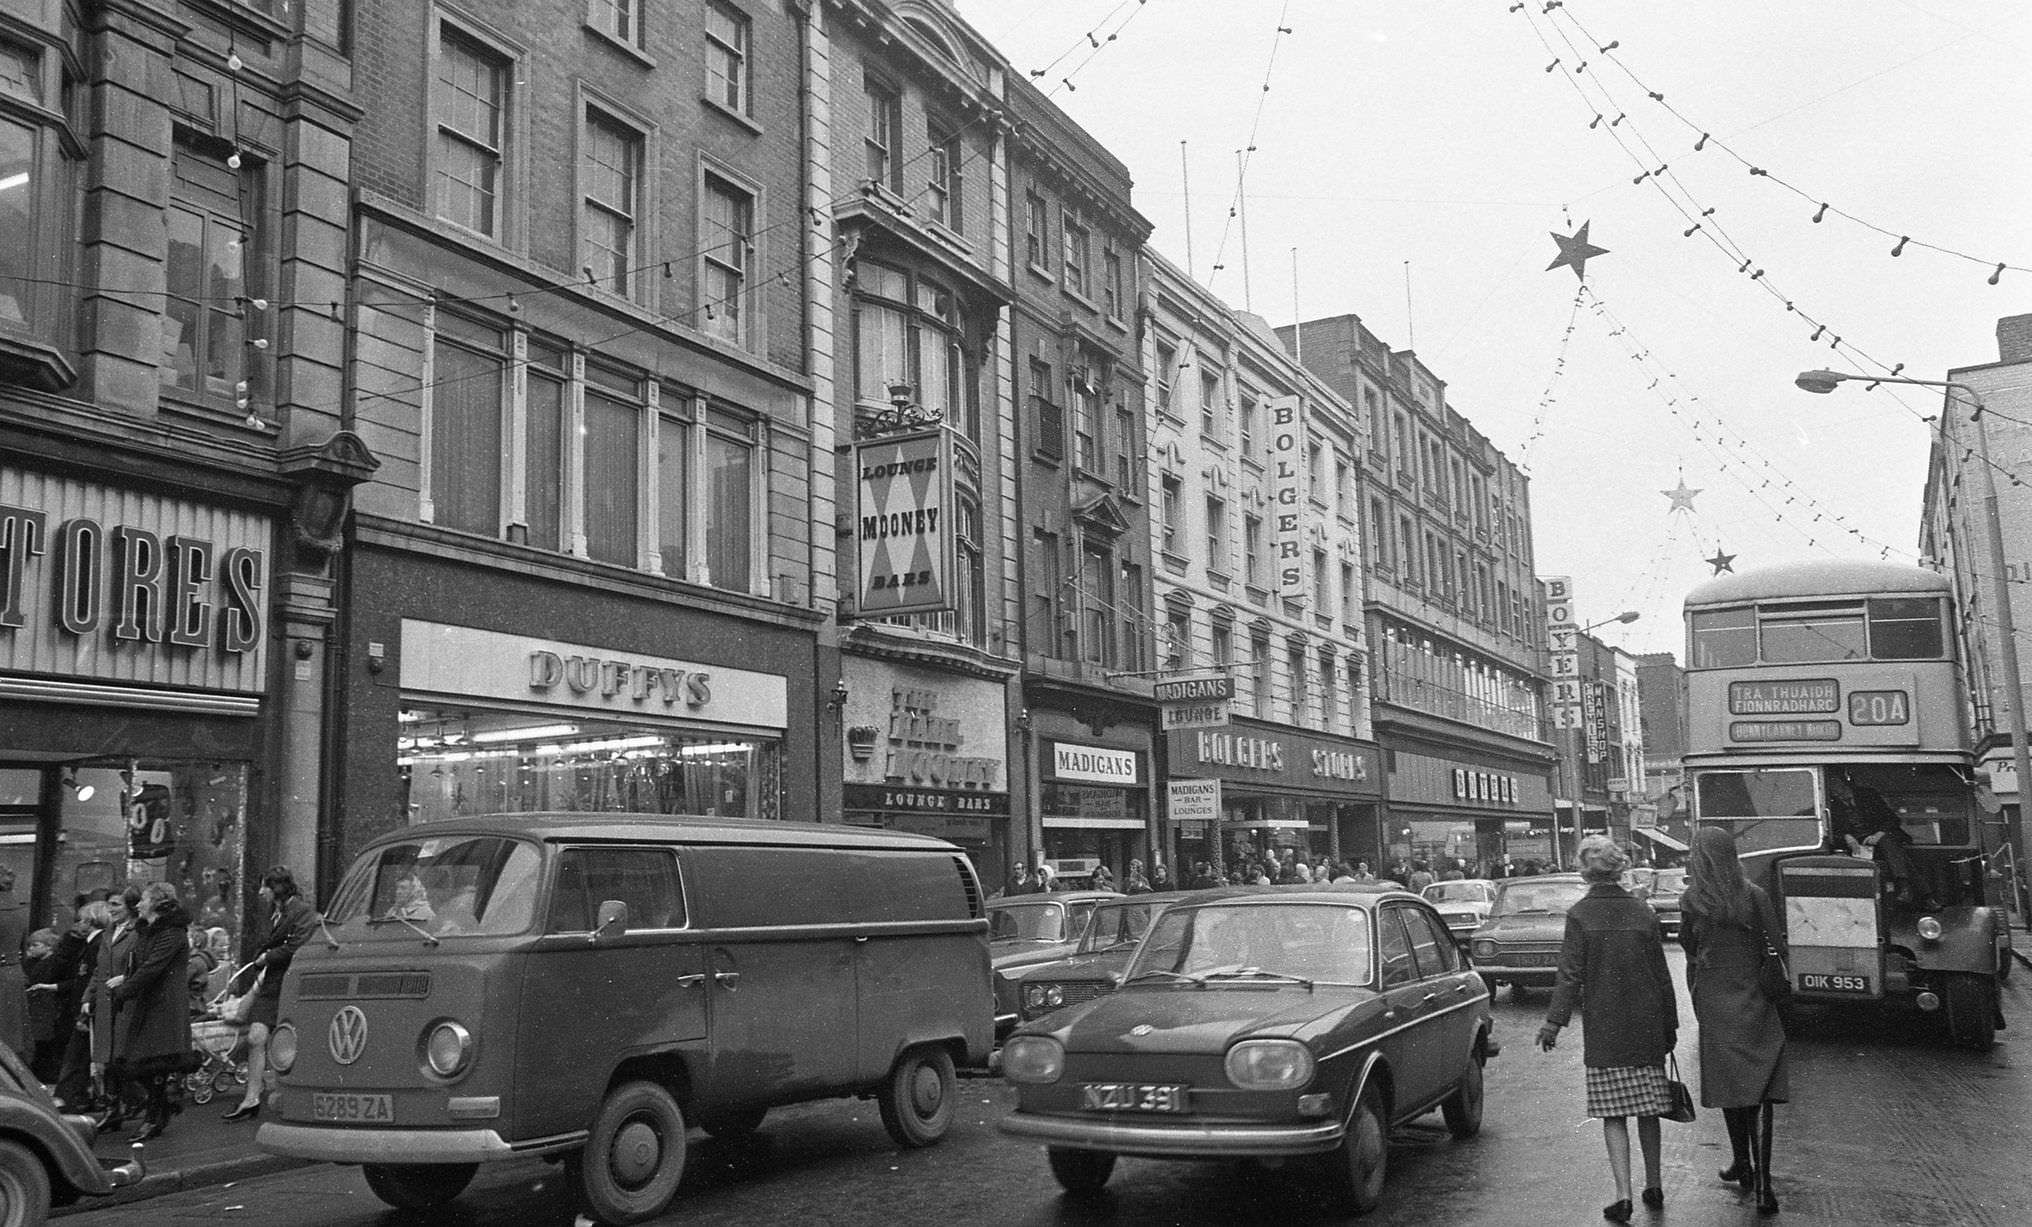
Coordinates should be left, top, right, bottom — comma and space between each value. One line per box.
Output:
1081, 1083, 1188, 1113
312, 1092, 394, 1123
1797, 973, 1871, 995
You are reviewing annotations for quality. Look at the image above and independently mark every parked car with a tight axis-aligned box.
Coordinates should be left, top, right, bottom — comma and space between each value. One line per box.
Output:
0, 1041, 145, 1223
1421, 879, 1498, 946
1015, 891, 1196, 1026
1466, 874, 1592, 1000
988, 890, 1122, 1037
1647, 868, 1687, 938
999, 885, 1497, 1215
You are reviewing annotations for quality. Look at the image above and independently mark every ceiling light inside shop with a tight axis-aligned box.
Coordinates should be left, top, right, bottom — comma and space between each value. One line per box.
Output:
471, 723, 580, 743
530, 735, 668, 757
678, 743, 749, 756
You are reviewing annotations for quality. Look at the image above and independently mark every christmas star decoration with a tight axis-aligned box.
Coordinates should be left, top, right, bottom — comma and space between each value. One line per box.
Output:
1663, 480, 1702, 513
1547, 221, 1610, 280
1706, 548, 1736, 575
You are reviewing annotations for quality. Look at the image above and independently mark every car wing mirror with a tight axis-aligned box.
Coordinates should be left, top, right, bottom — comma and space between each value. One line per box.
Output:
592, 899, 629, 941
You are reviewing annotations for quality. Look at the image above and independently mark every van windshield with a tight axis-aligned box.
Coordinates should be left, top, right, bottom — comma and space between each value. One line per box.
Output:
328, 836, 543, 937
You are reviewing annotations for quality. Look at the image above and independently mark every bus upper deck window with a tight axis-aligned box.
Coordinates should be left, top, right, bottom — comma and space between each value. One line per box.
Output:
1757, 602, 1866, 663
1690, 607, 1756, 667
1868, 597, 1945, 659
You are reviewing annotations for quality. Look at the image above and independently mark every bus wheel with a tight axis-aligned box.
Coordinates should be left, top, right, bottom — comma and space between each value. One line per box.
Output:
1944, 973, 1998, 1051
878, 1045, 956, 1148
362, 1163, 476, 1210
572, 1081, 687, 1224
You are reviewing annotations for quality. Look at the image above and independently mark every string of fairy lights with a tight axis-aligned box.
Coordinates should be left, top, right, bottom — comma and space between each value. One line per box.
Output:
1513, 284, 1584, 473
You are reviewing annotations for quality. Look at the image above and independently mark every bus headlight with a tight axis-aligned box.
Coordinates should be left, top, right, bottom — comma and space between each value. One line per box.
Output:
421, 1020, 475, 1078
1001, 1036, 1065, 1084
1916, 915, 1944, 943
1226, 1039, 1315, 1090
269, 1023, 298, 1074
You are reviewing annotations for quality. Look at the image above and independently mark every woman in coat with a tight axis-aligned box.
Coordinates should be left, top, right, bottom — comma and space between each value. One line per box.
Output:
1680, 826, 1789, 1215
1537, 835, 1680, 1223
107, 881, 193, 1140
224, 866, 317, 1122
50, 900, 109, 1110
88, 887, 141, 1129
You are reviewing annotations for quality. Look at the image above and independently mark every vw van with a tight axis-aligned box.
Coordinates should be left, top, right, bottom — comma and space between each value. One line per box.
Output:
256, 814, 990, 1224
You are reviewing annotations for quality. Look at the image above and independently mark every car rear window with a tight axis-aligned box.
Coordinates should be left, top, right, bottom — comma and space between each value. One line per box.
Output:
989, 901, 1065, 942
1492, 880, 1588, 917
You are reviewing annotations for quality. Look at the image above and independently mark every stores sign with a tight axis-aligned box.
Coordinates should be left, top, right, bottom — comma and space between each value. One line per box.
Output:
854, 430, 956, 618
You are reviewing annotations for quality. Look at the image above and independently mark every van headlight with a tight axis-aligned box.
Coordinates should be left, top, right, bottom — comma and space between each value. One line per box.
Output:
1916, 915, 1944, 943
1225, 1039, 1315, 1090
421, 1020, 474, 1078
269, 1023, 298, 1074
1001, 1036, 1065, 1084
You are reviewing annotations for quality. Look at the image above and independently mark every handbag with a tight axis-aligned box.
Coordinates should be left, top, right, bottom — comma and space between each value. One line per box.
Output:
1753, 915, 1793, 1004
1662, 1053, 1698, 1124
213, 965, 264, 1026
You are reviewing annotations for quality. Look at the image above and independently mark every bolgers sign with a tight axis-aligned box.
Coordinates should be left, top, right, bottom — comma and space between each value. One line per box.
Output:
854, 430, 956, 618
1266, 396, 1308, 600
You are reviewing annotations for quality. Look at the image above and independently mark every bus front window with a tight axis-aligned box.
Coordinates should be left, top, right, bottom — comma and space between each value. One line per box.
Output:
1693, 768, 1822, 854
1690, 607, 1756, 667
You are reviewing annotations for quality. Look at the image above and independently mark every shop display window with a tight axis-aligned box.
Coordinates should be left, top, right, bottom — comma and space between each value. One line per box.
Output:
47, 762, 247, 952
398, 706, 781, 823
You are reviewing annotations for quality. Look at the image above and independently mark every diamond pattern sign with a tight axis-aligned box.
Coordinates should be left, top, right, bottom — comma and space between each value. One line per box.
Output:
854, 430, 955, 617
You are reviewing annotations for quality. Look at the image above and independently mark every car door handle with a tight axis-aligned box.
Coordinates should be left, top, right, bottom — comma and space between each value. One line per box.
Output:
674, 974, 706, 988
713, 970, 742, 988
855, 935, 869, 943
1420, 992, 1439, 1005
1455, 982, 1475, 995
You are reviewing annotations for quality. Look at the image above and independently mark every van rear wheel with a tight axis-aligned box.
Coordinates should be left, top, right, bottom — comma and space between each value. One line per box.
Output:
572, 1080, 687, 1224
361, 1162, 475, 1210
877, 1045, 956, 1147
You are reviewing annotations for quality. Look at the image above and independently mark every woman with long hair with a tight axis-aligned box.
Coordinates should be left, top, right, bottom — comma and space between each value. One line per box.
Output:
106, 881, 194, 1140
1680, 826, 1788, 1214
1536, 835, 1679, 1223
224, 866, 317, 1122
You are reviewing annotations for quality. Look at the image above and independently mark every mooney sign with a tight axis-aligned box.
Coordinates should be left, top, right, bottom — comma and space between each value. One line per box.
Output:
854, 430, 956, 618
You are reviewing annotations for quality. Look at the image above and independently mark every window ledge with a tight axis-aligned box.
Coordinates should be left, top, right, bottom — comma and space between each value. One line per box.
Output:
1104, 314, 1130, 335
1026, 261, 1055, 285
0, 330, 77, 393
185, 0, 291, 47
702, 96, 763, 135
1063, 286, 1099, 314
584, 23, 656, 69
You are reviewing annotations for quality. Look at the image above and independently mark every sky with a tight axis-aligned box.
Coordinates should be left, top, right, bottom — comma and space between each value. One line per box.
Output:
955, 0, 2032, 657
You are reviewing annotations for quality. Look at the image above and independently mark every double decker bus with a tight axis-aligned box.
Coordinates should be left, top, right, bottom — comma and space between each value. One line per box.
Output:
1682, 559, 2012, 1048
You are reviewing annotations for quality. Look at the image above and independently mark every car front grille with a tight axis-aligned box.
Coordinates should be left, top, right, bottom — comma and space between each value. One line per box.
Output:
1022, 981, 1112, 1020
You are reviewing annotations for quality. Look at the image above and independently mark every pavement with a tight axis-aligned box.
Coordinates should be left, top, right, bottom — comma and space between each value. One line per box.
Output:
52, 1095, 300, 1217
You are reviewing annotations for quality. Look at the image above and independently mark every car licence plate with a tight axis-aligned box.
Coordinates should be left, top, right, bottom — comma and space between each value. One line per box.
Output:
1797, 972, 1871, 995
1080, 1083, 1189, 1113
312, 1092, 394, 1123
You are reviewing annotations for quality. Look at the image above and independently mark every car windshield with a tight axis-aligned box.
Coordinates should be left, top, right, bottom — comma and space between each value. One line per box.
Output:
1653, 870, 1687, 896
1424, 882, 1490, 904
989, 902, 1066, 943
327, 836, 543, 937
1491, 880, 1589, 917
1075, 900, 1168, 954
1126, 903, 1372, 986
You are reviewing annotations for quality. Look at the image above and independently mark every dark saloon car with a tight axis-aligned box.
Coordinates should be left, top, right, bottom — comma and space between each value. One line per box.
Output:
1422, 879, 1498, 946
1016, 892, 1196, 1025
999, 886, 1497, 1215
0, 1041, 144, 1222
988, 890, 1123, 1037
1466, 874, 1591, 999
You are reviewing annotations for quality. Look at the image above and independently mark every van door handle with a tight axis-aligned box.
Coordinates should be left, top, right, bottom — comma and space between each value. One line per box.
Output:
855, 935, 869, 944
713, 971, 741, 988
674, 974, 705, 988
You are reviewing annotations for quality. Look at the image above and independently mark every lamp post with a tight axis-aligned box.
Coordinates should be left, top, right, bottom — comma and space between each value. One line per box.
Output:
1796, 369, 2032, 917
1555, 611, 1640, 867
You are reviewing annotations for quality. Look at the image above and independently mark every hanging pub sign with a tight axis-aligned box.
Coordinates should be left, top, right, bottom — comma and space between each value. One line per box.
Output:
853, 429, 956, 618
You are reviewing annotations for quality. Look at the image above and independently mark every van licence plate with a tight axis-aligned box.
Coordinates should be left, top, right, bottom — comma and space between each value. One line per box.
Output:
1081, 1083, 1188, 1113
312, 1093, 394, 1123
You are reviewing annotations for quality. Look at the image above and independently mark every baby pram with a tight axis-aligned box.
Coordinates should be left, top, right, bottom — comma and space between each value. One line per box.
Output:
186, 962, 257, 1105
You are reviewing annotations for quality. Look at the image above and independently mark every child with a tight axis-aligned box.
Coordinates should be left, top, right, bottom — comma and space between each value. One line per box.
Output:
22, 928, 63, 1083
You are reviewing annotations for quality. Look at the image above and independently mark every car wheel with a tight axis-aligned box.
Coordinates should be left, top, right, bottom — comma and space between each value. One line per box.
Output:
571, 1080, 687, 1224
1441, 1046, 1485, 1138
0, 1139, 51, 1227
1944, 973, 1998, 1051
697, 1105, 768, 1137
1329, 1081, 1389, 1215
1047, 1146, 1116, 1195
878, 1045, 956, 1148
362, 1163, 478, 1211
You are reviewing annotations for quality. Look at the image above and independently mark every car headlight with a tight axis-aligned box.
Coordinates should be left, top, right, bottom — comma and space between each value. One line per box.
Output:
1916, 915, 1944, 942
1024, 984, 1045, 1009
1002, 1036, 1065, 1084
1225, 1039, 1315, 1090
421, 1020, 474, 1078
1471, 939, 1498, 959
1044, 985, 1064, 1007
269, 1023, 297, 1074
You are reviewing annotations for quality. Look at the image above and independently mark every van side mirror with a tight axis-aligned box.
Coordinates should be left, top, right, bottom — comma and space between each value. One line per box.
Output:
592, 899, 629, 941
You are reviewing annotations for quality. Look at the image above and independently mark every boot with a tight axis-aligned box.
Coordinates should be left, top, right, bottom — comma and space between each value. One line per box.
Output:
1755, 1102, 1779, 1214
1719, 1107, 1756, 1188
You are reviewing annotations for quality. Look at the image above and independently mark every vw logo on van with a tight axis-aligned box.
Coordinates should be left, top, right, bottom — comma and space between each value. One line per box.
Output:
329, 1006, 369, 1065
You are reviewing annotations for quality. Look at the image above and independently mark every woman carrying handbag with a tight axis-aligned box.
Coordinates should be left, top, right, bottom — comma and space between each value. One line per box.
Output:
223, 866, 316, 1122
1681, 826, 1790, 1215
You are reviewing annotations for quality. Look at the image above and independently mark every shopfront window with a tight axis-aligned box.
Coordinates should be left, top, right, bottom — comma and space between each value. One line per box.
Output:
48, 761, 249, 947
399, 706, 780, 822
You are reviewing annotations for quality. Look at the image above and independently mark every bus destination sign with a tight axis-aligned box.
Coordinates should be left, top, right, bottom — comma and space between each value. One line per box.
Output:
1730, 720, 1842, 743
1728, 679, 1838, 716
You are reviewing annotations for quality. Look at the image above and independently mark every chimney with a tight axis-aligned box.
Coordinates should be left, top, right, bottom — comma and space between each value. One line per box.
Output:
1998, 314, 2032, 364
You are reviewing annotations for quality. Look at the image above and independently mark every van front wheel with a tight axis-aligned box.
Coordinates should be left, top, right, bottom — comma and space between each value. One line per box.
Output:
573, 1081, 687, 1224
362, 1162, 476, 1211
877, 1045, 956, 1147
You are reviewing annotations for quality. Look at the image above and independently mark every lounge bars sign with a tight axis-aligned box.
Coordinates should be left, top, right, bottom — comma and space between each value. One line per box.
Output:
854, 430, 955, 618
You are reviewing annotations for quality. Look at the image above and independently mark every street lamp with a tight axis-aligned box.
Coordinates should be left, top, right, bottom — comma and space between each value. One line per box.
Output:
1582, 610, 1641, 633
1795, 368, 2032, 914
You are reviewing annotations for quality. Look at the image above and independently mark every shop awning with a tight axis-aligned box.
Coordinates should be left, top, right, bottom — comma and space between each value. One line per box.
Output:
1043, 817, 1146, 830
1634, 826, 1689, 852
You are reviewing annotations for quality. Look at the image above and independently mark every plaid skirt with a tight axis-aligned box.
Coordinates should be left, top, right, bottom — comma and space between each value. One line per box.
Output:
1585, 1064, 1674, 1119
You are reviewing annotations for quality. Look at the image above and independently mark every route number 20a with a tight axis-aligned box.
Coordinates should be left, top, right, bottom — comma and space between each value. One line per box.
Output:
1848, 690, 1910, 727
